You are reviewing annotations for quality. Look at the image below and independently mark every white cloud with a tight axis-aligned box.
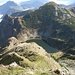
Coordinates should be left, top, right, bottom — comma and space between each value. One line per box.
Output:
13, 0, 30, 3
49, 0, 71, 5
0, 2, 6, 5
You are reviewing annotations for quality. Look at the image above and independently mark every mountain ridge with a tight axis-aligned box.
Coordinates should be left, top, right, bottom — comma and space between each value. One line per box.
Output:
0, 2, 75, 74
0, 2, 75, 46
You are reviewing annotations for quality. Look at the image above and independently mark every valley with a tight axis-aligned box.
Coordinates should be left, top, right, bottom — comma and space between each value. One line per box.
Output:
0, 1, 75, 75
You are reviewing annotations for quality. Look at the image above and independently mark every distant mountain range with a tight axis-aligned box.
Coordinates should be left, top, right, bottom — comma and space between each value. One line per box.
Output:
0, 0, 75, 15
0, 0, 75, 21
67, 3, 75, 8
0, 0, 50, 20
59, 4, 75, 8
20, 0, 50, 9
11, 10, 32, 17
0, 1, 24, 15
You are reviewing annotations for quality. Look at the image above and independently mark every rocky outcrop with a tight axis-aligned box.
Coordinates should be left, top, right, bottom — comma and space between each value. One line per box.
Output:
5, 37, 19, 49
0, 15, 22, 46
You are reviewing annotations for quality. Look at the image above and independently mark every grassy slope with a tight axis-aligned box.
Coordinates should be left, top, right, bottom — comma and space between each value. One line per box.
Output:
0, 42, 61, 75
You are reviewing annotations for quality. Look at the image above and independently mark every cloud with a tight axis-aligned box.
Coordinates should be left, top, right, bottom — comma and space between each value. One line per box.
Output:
49, 0, 71, 5
13, 0, 30, 3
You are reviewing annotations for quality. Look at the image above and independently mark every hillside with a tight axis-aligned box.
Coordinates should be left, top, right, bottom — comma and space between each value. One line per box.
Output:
69, 7, 75, 15
0, 1, 75, 51
0, 2, 75, 74
0, 2, 75, 52
0, 37, 67, 75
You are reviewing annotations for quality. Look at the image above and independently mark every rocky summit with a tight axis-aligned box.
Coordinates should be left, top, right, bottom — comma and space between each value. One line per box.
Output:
0, 1, 75, 75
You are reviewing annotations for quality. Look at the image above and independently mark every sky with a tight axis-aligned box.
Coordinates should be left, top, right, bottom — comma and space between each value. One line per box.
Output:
0, 0, 75, 5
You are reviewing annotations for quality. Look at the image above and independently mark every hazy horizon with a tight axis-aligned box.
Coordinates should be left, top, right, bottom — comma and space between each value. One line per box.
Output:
0, 0, 75, 5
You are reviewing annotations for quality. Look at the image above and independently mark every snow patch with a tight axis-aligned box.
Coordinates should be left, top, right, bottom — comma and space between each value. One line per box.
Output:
0, 14, 3, 22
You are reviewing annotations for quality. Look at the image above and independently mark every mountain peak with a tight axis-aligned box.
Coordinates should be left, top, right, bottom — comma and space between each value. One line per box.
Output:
46, 1, 57, 6
6, 1, 15, 3
4, 1, 18, 6
0, 1, 24, 15
3, 14, 12, 19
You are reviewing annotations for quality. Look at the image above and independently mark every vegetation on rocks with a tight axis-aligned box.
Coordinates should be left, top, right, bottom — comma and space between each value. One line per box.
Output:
0, 1, 75, 75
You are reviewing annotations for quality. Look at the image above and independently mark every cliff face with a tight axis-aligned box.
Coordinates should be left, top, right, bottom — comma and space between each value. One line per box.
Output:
0, 15, 22, 46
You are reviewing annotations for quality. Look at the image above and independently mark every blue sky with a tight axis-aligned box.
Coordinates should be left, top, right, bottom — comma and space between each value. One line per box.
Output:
0, 0, 75, 5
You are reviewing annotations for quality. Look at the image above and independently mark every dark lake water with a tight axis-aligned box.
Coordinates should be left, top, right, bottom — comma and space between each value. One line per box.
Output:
26, 39, 57, 53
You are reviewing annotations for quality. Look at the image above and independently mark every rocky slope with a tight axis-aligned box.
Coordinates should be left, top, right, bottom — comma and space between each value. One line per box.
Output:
0, 14, 22, 46
69, 7, 75, 15
0, 2, 75, 52
0, 2, 75, 74
0, 37, 69, 75
1, 2, 75, 52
